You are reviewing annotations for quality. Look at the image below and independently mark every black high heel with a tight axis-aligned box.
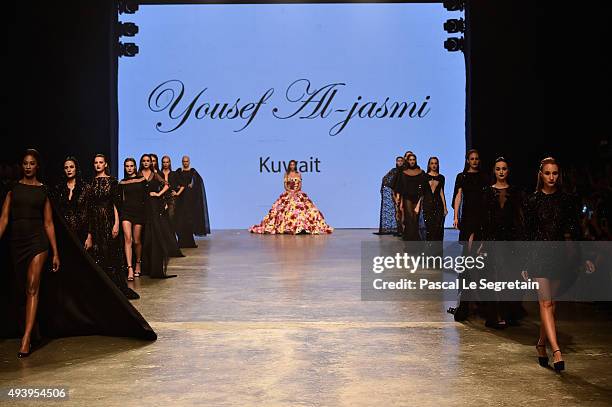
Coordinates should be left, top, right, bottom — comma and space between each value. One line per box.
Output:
553, 349, 565, 372
127, 265, 134, 281
536, 343, 549, 367
17, 343, 31, 358
134, 260, 141, 277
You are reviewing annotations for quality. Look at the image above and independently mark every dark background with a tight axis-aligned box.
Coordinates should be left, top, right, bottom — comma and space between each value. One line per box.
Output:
3, 0, 609, 188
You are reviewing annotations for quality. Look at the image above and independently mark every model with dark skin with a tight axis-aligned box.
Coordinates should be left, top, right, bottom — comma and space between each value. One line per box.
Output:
0, 153, 60, 356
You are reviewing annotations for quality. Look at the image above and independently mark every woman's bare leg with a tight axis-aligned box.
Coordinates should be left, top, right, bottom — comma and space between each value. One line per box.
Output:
133, 224, 143, 276
20, 251, 48, 353
536, 278, 562, 362
122, 220, 134, 279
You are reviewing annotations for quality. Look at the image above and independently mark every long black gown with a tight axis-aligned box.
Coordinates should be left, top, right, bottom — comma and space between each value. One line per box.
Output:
87, 176, 139, 299
158, 171, 183, 258
394, 170, 426, 241
452, 171, 488, 243
51, 180, 89, 243
480, 185, 528, 324
175, 168, 210, 248
0, 182, 156, 341
142, 173, 176, 278
377, 167, 399, 235
422, 173, 445, 241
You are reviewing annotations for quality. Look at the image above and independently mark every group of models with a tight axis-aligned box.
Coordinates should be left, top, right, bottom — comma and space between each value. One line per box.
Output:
1, 148, 595, 374
379, 149, 596, 372
0, 150, 209, 357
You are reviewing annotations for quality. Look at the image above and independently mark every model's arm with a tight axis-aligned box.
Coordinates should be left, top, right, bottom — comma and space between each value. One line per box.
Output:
0, 192, 12, 238
43, 197, 60, 272
453, 188, 462, 229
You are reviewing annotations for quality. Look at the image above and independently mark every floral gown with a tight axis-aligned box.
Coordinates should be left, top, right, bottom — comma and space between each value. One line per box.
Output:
249, 174, 333, 234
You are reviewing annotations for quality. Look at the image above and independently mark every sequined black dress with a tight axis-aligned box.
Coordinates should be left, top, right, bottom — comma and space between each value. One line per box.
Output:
87, 176, 139, 299
524, 190, 581, 280
422, 174, 445, 241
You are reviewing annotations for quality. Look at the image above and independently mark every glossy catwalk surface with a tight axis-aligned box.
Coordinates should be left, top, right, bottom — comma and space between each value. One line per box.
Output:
1, 230, 611, 406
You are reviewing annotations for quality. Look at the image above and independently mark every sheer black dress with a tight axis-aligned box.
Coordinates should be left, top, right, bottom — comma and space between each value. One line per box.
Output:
394, 170, 426, 241
87, 176, 139, 299
52, 180, 89, 243
524, 190, 581, 286
1, 182, 156, 341
452, 171, 488, 243
142, 173, 176, 278
377, 167, 400, 235
422, 173, 445, 241
480, 185, 528, 324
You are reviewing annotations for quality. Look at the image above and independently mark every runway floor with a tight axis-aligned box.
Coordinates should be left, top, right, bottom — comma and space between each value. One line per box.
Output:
1, 230, 612, 406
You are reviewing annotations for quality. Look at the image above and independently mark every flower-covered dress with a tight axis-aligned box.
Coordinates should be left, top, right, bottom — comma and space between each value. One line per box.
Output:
249, 174, 333, 234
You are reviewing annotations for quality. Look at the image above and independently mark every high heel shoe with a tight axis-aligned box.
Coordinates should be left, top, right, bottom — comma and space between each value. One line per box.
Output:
17, 343, 32, 358
134, 260, 141, 277
552, 349, 565, 372
536, 343, 549, 367
127, 265, 134, 281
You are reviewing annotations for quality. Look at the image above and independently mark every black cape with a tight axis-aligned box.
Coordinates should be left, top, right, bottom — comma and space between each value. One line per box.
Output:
0, 193, 156, 341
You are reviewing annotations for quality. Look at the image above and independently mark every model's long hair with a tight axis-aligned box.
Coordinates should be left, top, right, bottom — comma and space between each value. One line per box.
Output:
536, 156, 562, 192
427, 156, 440, 173
138, 154, 152, 175
93, 153, 110, 176
462, 149, 480, 173
150, 153, 160, 172
123, 157, 138, 180
21, 148, 42, 180
285, 160, 298, 175
161, 155, 172, 171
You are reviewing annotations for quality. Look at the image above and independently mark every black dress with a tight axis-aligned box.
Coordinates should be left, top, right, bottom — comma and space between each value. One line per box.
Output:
0, 182, 156, 341
394, 170, 426, 241
480, 185, 527, 323
175, 168, 210, 248
142, 173, 176, 278
422, 173, 446, 241
119, 176, 146, 225
52, 181, 89, 243
87, 176, 139, 299
524, 190, 581, 281
452, 171, 488, 243
377, 167, 399, 235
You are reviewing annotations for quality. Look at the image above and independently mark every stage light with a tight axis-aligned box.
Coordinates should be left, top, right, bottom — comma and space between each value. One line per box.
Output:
118, 42, 139, 57
444, 18, 465, 34
118, 1, 139, 15
118, 22, 139, 37
443, 0, 465, 12
444, 37, 464, 52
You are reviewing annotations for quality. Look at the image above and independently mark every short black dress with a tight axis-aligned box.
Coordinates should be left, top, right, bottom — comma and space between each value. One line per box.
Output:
119, 176, 146, 225
524, 190, 581, 280
9, 182, 50, 267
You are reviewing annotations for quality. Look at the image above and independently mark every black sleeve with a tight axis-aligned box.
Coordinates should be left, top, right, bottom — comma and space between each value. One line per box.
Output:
452, 173, 463, 209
